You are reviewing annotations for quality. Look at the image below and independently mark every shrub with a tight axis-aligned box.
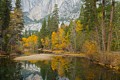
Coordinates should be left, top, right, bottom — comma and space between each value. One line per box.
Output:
82, 40, 98, 59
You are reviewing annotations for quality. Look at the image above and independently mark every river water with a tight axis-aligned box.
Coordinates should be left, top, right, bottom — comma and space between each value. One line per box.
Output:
0, 57, 120, 80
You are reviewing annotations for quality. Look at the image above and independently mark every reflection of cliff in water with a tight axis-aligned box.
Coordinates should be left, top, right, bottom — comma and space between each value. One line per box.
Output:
21, 61, 69, 80
21, 62, 43, 80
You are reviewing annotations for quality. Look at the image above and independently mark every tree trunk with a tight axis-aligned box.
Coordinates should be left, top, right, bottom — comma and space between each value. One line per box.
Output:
107, 0, 115, 52
101, 0, 106, 52
94, 0, 101, 52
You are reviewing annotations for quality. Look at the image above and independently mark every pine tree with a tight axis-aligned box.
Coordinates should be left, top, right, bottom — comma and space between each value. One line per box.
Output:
1, 0, 11, 31
47, 15, 51, 37
80, 0, 96, 31
51, 4, 59, 32
6, 0, 24, 53
16, 0, 21, 9
0, 0, 11, 52
15, 0, 24, 37
0, 0, 11, 34
0, 0, 24, 53
40, 19, 47, 39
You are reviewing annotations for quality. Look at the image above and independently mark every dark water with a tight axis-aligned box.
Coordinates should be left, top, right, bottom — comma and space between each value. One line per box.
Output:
0, 57, 120, 80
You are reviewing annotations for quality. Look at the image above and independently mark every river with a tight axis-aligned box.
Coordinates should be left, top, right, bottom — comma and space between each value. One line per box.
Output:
0, 56, 120, 80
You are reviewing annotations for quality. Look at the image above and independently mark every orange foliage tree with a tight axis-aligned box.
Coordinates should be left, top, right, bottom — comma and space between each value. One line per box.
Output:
51, 28, 70, 50
83, 40, 98, 54
41, 36, 50, 49
22, 35, 38, 52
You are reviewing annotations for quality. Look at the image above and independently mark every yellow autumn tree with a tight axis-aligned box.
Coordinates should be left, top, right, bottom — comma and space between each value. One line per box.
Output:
51, 31, 59, 49
41, 38, 45, 47
59, 28, 70, 50
83, 40, 97, 54
51, 28, 70, 50
44, 36, 50, 49
76, 20, 83, 32
22, 35, 38, 52
22, 38, 29, 47
59, 28, 65, 49
41, 36, 50, 49
28, 35, 38, 45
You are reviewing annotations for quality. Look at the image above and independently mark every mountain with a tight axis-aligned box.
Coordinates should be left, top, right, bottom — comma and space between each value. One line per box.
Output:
21, 0, 81, 23
59, 0, 81, 21
23, 12, 33, 25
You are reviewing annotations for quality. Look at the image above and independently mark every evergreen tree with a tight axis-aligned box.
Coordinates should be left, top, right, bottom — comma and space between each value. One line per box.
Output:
40, 19, 47, 39
80, 0, 97, 31
51, 4, 59, 32
6, 0, 24, 53
0, 0, 24, 53
47, 15, 51, 37
113, 1, 120, 50
79, 0, 118, 52
37, 19, 47, 48
15, 0, 24, 36
23, 29, 28, 37
0, 0, 11, 34
1, 0, 11, 31
0, 0, 11, 52
16, 0, 21, 9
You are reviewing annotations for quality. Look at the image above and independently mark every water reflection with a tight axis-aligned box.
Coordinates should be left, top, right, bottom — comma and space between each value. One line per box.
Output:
1, 57, 120, 80
21, 61, 42, 80
0, 57, 22, 80
69, 57, 120, 80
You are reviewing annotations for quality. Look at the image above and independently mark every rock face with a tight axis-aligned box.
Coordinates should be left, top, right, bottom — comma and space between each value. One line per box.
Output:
20, 0, 82, 31
21, 0, 81, 21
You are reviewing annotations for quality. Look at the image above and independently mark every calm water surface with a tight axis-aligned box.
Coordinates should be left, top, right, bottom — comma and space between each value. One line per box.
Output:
0, 57, 120, 80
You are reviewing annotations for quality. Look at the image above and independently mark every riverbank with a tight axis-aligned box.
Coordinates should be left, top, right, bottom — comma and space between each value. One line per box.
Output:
2, 54, 120, 80
86, 52, 120, 72
14, 52, 120, 73
1, 49, 120, 73
40, 50, 120, 72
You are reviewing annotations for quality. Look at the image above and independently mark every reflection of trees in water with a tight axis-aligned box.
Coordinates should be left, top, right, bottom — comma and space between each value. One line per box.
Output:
0, 58, 22, 80
51, 56, 70, 80
1, 57, 120, 80
69, 57, 120, 80
35, 61, 57, 80
22, 58, 120, 80
34, 58, 70, 80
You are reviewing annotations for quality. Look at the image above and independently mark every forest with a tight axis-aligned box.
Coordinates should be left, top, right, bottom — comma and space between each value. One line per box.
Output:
22, 0, 120, 55
0, 0, 120, 79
